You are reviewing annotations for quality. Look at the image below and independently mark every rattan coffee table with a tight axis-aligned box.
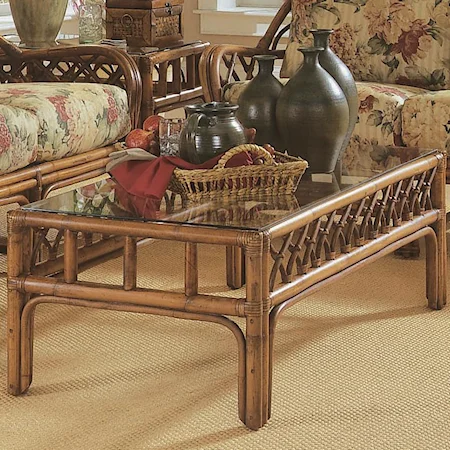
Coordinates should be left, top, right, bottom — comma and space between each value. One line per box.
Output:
7, 147, 447, 430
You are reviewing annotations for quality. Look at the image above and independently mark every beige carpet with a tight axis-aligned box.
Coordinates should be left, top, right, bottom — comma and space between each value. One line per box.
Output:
1, 239, 450, 450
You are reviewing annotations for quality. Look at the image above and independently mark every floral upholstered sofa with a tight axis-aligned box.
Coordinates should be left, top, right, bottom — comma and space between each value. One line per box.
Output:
202, 0, 450, 175
0, 37, 141, 211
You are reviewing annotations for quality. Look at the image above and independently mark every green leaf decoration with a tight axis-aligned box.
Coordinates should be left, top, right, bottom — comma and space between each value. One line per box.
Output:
334, 0, 366, 12
368, 36, 389, 55
381, 122, 394, 137
428, 27, 444, 46
431, 69, 445, 86
366, 110, 383, 127
327, 7, 342, 25
383, 56, 399, 75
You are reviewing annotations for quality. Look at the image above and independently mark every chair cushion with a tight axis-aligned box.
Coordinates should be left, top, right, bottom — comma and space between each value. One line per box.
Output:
281, 0, 450, 90
222, 79, 428, 173
342, 81, 428, 175
351, 82, 427, 146
401, 90, 450, 152
0, 104, 39, 174
0, 83, 131, 166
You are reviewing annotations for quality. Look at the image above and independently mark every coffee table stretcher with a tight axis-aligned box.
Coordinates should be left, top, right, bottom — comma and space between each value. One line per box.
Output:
6, 151, 447, 430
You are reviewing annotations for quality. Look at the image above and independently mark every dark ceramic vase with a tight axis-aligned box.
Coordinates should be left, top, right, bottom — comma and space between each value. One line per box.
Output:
179, 102, 247, 164
275, 47, 349, 173
236, 55, 284, 149
311, 29, 358, 158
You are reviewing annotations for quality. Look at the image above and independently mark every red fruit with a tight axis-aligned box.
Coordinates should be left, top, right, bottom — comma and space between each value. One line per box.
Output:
125, 128, 154, 150
142, 115, 161, 134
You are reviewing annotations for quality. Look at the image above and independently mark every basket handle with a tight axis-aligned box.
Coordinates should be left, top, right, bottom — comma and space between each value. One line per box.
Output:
215, 144, 274, 169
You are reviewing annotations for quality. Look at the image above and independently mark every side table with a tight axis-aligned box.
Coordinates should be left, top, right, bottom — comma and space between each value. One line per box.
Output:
57, 38, 209, 124
129, 41, 209, 123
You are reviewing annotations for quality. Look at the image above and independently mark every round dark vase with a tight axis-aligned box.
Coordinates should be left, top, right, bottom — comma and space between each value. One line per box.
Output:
275, 47, 349, 173
236, 55, 284, 149
311, 29, 358, 159
179, 102, 247, 164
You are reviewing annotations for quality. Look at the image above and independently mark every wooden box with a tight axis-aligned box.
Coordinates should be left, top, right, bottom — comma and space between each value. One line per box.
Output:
106, 0, 184, 48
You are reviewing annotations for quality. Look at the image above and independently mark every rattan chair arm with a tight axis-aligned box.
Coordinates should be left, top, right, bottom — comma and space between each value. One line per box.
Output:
255, 0, 291, 51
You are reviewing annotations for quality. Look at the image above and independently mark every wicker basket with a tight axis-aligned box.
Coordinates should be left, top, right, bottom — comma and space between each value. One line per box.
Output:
170, 144, 308, 202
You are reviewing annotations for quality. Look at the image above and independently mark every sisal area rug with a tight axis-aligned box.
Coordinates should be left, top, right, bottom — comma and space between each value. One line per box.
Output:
0, 238, 449, 450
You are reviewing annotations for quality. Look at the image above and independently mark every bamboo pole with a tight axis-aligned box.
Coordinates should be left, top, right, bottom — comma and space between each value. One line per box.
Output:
425, 230, 438, 308
226, 246, 245, 289
19, 294, 246, 409
185, 242, 198, 296
17, 276, 245, 317
261, 234, 271, 423
64, 230, 78, 283
123, 237, 137, 291
20, 212, 243, 246
430, 153, 447, 309
7, 212, 27, 395
244, 232, 268, 430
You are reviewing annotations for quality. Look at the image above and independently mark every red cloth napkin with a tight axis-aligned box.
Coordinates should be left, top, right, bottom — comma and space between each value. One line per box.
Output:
110, 151, 254, 201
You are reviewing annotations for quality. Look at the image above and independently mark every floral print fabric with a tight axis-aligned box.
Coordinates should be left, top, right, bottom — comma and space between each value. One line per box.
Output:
281, 0, 450, 90
401, 90, 450, 153
0, 104, 39, 174
353, 82, 427, 146
0, 83, 130, 174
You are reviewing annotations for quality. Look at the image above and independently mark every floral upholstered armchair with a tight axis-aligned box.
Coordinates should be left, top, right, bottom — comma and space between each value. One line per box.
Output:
199, 0, 450, 176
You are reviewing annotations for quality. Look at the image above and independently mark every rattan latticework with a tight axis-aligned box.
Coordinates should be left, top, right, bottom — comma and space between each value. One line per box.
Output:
269, 164, 439, 292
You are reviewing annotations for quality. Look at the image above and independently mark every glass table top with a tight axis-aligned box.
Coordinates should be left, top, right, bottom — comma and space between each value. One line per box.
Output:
23, 146, 433, 231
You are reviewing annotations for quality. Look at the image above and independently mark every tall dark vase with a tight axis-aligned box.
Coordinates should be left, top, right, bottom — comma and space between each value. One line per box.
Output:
236, 55, 284, 149
275, 47, 349, 173
311, 29, 358, 159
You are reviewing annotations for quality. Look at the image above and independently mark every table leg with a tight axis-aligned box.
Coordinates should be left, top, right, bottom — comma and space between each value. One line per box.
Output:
7, 214, 30, 395
185, 242, 198, 296
138, 57, 154, 124
430, 155, 447, 309
244, 235, 269, 430
226, 246, 245, 289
